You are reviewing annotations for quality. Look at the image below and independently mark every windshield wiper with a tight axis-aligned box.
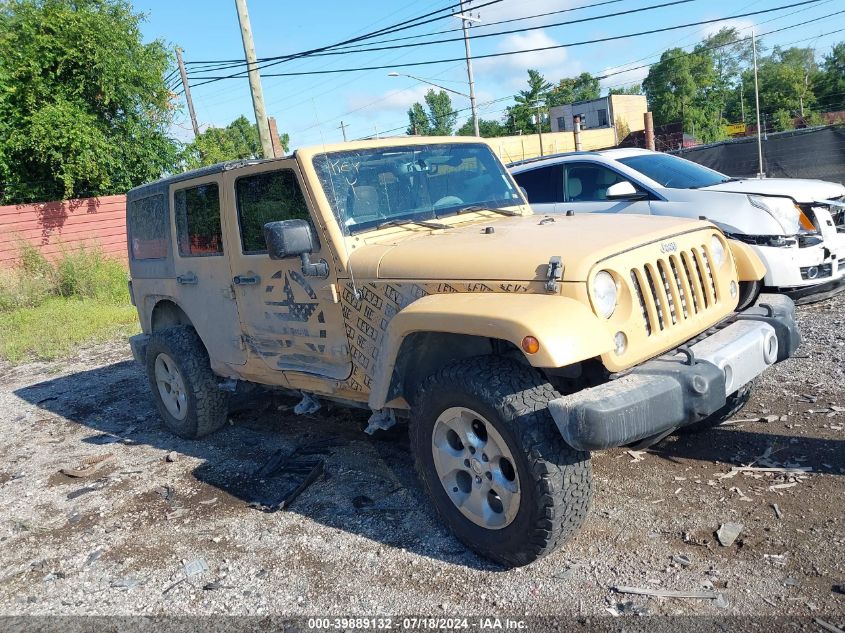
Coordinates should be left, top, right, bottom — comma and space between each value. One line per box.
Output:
377, 218, 450, 230
456, 205, 519, 216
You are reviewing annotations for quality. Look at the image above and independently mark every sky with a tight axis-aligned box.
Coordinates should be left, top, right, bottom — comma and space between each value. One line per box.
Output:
133, 0, 845, 147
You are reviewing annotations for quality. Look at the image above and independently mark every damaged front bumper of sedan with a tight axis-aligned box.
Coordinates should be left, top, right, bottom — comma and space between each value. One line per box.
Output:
548, 294, 800, 451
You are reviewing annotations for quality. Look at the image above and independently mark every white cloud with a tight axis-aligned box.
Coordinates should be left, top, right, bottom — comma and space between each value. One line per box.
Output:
475, 29, 582, 90
469, 0, 577, 31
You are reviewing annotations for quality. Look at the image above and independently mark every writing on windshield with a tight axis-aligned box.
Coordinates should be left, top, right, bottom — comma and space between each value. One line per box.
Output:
312, 143, 522, 234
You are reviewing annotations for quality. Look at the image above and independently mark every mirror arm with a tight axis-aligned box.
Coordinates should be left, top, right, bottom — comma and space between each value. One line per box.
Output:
300, 253, 329, 278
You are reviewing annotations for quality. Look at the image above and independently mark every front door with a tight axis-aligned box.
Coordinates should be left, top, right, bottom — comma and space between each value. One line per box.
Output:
224, 160, 352, 379
561, 162, 652, 215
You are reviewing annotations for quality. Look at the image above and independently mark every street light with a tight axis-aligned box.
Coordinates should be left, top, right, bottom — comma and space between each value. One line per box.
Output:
532, 101, 547, 157
388, 72, 477, 136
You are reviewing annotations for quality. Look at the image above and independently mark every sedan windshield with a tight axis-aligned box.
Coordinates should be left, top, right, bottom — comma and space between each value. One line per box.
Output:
618, 153, 732, 189
312, 143, 523, 234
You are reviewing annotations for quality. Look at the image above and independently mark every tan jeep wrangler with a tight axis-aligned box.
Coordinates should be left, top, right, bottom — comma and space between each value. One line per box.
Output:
126, 137, 799, 567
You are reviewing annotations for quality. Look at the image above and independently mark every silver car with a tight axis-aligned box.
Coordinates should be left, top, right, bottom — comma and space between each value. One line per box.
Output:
510, 148, 845, 303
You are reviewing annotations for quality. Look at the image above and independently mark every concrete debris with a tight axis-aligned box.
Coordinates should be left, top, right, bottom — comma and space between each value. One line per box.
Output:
165, 451, 178, 462
364, 408, 397, 435
769, 482, 798, 491
814, 618, 845, 633
60, 454, 113, 478
110, 577, 142, 589
183, 558, 209, 577
784, 576, 800, 587
716, 523, 743, 547
718, 465, 812, 479
293, 393, 320, 415
672, 555, 691, 567
626, 450, 647, 462
612, 586, 721, 600
772, 503, 783, 519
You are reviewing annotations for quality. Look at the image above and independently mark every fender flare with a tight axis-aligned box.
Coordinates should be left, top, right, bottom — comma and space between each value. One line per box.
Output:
728, 240, 767, 282
368, 292, 614, 409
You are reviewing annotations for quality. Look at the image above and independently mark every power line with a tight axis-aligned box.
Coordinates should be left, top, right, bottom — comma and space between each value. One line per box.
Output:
188, 0, 827, 85
186, 0, 703, 80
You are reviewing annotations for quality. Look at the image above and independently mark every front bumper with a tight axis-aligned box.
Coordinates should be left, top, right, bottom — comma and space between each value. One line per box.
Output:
779, 271, 845, 304
548, 294, 800, 451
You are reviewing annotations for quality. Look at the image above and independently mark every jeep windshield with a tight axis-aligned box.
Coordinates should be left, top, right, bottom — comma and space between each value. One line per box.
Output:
312, 143, 523, 234
618, 153, 733, 189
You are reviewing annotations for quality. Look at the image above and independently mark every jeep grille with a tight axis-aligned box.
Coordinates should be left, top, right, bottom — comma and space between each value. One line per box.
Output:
630, 246, 720, 336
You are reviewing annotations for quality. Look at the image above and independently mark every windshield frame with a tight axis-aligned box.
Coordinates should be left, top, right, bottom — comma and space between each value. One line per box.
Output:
617, 152, 732, 190
311, 142, 525, 235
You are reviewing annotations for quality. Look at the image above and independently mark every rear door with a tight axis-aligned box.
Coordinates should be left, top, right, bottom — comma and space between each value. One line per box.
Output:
561, 161, 652, 215
512, 164, 563, 213
224, 160, 352, 379
170, 176, 246, 365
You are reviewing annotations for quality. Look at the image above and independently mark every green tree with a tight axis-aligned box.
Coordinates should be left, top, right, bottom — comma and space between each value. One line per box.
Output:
643, 47, 724, 142
547, 72, 600, 107
0, 0, 179, 204
608, 84, 643, 95
755, 46, 818, 121
181, 115, 288, 169
507, 69, 553, 134
456, 117, 507, 137
406, 89, 456, 136
813, 42, 845, 112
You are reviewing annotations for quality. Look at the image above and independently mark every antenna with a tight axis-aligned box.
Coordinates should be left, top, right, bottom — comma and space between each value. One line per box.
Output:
312, 99, 361, 300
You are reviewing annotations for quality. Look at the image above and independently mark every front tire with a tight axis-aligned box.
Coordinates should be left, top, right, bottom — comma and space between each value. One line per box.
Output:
144, 325, 228, 439
409, 356, 592, 567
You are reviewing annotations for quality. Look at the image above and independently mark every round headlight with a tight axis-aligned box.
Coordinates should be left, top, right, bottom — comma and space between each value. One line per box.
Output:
592, 271, 618, 318
710, 235, 727, 268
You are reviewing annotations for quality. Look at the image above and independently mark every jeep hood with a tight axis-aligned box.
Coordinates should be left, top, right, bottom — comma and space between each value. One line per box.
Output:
348, 214, 712, 283
701, 178, 845, 203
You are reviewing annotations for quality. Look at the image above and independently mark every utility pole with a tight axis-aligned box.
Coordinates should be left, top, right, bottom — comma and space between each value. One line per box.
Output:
740, 78, 745, 125
752, 30, 765, 178
235, 0, 273, 159
534, 103, 545, 156
338, 121, 349, 142
458, 1, 480, 137
175, 47, 200, 137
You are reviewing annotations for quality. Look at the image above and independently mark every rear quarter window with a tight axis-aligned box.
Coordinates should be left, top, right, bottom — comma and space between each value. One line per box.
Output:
174, 183, 223, 257
127, 194, 168, 260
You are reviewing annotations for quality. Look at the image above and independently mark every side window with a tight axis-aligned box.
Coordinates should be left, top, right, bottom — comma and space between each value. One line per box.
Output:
597, 109, 608, 127
513, 166, 561, 204
236, 170, 310, 254
127, 194, 167, 260
174, 183, 223, 257
565, 163, 626, 202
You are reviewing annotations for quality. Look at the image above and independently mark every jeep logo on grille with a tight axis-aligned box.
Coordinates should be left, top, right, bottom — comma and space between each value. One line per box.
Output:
660, 241, 678, 253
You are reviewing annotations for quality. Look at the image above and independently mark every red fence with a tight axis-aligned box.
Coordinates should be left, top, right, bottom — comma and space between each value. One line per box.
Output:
0, 194, 127, 265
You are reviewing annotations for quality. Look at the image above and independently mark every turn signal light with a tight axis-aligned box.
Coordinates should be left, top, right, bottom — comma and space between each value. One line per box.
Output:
797, 207, 816, 231
521, 336, 540, 354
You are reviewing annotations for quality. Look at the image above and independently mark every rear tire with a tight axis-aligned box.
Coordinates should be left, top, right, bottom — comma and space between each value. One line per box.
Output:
409, 356, 592, 567
144, 325, 228, 439
676, 383, 753, 435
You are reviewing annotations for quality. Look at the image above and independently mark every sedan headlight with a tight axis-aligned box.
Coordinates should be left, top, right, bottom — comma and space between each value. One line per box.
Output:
748, 195, 815, 234
709, 235, 727, 267
592, 271, 618, 318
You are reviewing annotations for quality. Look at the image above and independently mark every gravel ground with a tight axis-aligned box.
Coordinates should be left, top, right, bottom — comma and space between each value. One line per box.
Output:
0, 296, 843, 621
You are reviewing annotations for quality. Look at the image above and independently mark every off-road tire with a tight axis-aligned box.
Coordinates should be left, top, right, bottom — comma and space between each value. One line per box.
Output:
676, 382, 753, 435
409, 356, 592, 567
144, 325, 228, 439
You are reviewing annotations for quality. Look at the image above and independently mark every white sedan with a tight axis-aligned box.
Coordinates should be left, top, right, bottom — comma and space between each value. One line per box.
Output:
510, 148, 845, 304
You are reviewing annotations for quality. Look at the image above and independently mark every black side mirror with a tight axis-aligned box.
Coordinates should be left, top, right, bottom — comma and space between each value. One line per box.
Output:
263, 219, 328, 278
264, 219, 317, 260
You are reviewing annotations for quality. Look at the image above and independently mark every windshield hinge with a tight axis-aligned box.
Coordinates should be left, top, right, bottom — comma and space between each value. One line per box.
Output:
545, 256, 563, 293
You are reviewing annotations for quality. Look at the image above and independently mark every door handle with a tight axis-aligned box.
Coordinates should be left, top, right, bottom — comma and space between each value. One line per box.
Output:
233, 274, 261, 286
176, 272, 198, 285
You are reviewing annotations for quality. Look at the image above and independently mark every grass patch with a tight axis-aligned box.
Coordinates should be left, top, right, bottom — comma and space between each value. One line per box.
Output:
0, 298, 139, 363
0, 244, 139, 363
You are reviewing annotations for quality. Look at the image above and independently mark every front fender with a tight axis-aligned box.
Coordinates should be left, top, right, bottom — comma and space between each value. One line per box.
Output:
728, 239, 767, 282
368, 293, 614, 409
